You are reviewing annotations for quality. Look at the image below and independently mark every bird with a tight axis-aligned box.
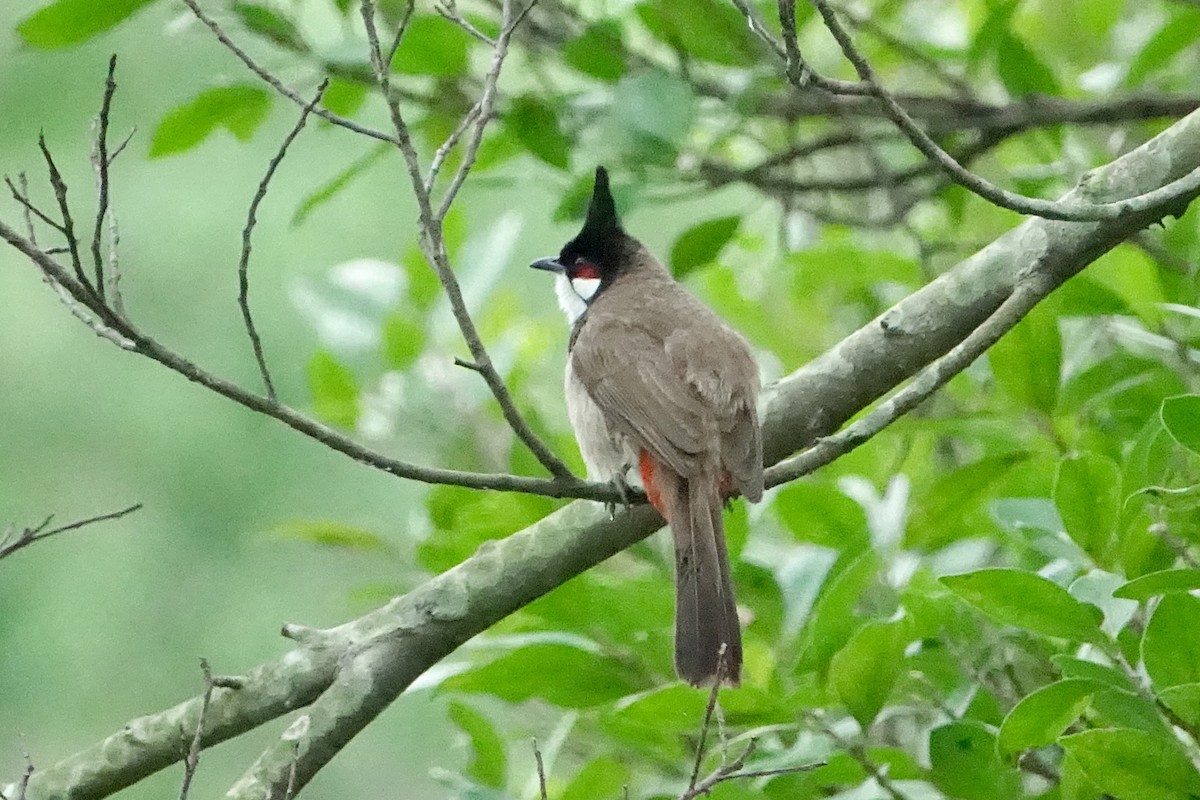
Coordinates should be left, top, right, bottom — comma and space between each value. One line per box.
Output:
531, 167, 763, 686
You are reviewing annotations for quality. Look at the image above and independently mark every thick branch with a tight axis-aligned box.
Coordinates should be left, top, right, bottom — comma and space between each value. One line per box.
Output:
11, 103, 1200, 800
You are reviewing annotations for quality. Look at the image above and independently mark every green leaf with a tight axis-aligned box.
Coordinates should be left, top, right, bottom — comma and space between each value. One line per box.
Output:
1126, 10, 1200, 86
1051, 655, 1136, 692
941, 569, 1105, 643
1060, 728, 1200, 800
391, 15, 471, 76
307, 350, 359, 428
995, 31, 1061, 96
988, 306, 1060, 413
448, 701, 507, 789
1161, 395, 1200, 456
272, 519, 390, 552
561, 758, 630, 800
669, 217, 739, 277
612, 70, 695, 148
149, 85, 272, 157
1054, 452, 1120, 559
798, 550, 880, 672
998, 679, 1102, 754
636, 0, 760, 66
232, 2, 305, 50
1143, 592, 1200, 688
1087, 245, 1164, 324
929, 721, 1022, 800
506, 96, 571, 170
382, 312, 424, 370
562, 21, 627, 81
1115, 568, 1200, 601
17, 0, 158, 48
1160, 683, 1200, 728
829, 617, 911, 727
444, 643, 641, 707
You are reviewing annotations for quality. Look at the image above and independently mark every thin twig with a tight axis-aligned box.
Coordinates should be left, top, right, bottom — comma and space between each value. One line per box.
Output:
806, 0, 1200, 222
435, 0, 496, 46
730, 0, 786, 59
0, 503, 142, 561
434, 0, 538, 220
833, 3, 973, 98
37, 133, 90, 291
239, 80, 329, 401
362, 0, 572, 480
1, 214, 621, 501
108, 127, 137, 165
179, 659, 217, 800
532, 740, 548, 800
178, 0, 396, 144
425, 105, 481, 193
688, 645, 727, 792
6, 174, 62, 236
765, 268, 1056, 488
90, 54, 118, 301
382, 0, 417, 71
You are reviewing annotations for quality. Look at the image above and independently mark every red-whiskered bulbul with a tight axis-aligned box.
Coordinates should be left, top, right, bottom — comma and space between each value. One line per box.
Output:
531, 167, 763, 686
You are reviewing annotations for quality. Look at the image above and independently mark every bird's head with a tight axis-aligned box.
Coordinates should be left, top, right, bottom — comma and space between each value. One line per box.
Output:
531, 166, 632, 321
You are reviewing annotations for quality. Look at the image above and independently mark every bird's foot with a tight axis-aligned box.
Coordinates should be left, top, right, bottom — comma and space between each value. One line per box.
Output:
605, 474, 633, 519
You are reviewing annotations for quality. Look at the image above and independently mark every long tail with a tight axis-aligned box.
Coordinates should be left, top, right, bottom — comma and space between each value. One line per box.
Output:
651, 458, 742, 686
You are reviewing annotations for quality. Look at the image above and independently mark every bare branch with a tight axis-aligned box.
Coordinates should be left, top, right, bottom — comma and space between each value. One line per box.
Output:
239, 80, 329, 402
0, 504, 142, 561
38, 133, 91, 291
434, 0, 537, 220
382, 0, 416, 71
688, 646, 727, 793
90, 54, 118, 301
362, 0, 573, 480
805, 0, 1200, 222
729, 0, 786, 59
178, 0, 397, 144
0, 217, 613, 502
6, 173, 62, 236
533, 740, 548, 800
436, 0, 496, 46
178, 659, 217, 800
832, 2, 973, 98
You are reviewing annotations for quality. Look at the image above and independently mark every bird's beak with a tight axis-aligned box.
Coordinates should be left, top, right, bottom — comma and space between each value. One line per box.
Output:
530, 256, 565, 273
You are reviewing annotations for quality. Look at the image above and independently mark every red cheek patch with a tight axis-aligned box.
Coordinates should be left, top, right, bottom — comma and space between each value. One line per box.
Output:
573, 263, 600, 280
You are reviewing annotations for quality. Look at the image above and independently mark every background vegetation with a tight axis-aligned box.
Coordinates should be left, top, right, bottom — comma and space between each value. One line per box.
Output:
2, 0, 1200, 799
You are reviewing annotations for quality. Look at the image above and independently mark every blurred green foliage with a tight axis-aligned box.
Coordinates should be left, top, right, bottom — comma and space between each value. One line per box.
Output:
3, 0, 1200, 798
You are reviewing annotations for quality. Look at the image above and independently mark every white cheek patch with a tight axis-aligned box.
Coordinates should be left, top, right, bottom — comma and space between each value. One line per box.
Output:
554, 273, 588, 324
571, 277, 601, 302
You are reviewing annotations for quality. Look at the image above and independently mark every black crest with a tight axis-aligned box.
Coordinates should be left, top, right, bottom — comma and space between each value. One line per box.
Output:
561, 166, 627, 272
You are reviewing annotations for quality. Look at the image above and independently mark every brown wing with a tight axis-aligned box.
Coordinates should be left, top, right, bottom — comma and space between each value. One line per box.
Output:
572, 310, 762, 492
572, 317, 708, 477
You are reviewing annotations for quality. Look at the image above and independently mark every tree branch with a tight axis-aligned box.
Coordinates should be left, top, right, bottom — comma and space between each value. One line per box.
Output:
0, 504, 142, 561
178, 0, 397, 145
803, 0, 1200, 222
360, 0, 574, 480
238, 80, 329, 402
